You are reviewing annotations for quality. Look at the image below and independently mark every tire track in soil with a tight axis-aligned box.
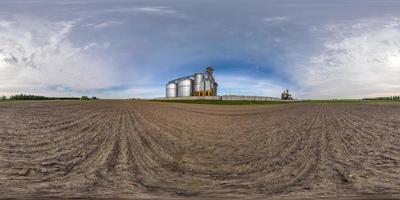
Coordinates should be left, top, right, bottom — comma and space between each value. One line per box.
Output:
1, 101, 400, 199
326, 104, 400, 195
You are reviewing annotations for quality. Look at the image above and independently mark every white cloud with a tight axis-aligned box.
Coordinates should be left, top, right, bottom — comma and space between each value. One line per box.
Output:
0, 20, 12, 28
103, 86, 164, 99
294, 17, 400, 99
136, 7, 177, 14
87, 21, 123, 29
106, 6, 179, 15
217, 75, 286, 98
0, 16, 115, 96
264, 17, 288, 22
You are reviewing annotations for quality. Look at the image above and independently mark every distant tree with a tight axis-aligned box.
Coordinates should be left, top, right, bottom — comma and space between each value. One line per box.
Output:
81, 96, 89, 100
5, 94, 81, 101
1, 96, 6, 100
92, 96, 98, 100
10, 94, 48, 100
363, 96, 400, 101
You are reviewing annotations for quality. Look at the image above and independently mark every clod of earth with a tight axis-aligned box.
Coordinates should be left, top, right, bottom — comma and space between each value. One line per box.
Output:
0, 101, 399, 199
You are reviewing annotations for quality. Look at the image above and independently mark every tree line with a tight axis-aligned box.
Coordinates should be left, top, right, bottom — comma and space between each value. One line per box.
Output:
0, 94, 98, 101
363, 96, 400, 101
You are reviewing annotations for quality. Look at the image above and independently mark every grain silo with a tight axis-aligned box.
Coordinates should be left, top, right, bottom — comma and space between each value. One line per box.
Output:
193, 73, 204, 96
165, 82, 178, 98
165, 66, 218, 98
178, 78, 193, 97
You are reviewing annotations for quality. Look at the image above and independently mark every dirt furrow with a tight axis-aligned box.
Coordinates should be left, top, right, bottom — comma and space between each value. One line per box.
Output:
1, 101, 400, 199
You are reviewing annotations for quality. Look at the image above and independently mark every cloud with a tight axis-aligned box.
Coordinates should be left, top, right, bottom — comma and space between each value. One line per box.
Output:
89, 21, 123, 29
217, 75, 286, 97
136, 7, 177, 14
105, 6, 179, 16
102, 86, 164, 99
294, 17, 400, 99
0, 16, 115, 96
123, 86, 164, 99
0, 20, 11, 28
264, 17, 288, 22
2, 1, 400, 99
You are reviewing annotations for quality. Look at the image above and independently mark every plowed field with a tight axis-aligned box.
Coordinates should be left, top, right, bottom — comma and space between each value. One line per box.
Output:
1, 101, 400, 199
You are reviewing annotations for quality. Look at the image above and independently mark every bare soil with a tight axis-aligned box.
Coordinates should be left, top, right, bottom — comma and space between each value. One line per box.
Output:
1, 100, 400, 199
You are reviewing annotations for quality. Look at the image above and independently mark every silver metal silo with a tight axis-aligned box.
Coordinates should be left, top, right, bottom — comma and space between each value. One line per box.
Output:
193, 73, 204, 93
166, 82, 178, 97
178, 78, 193, 97
204, 80, 212, 91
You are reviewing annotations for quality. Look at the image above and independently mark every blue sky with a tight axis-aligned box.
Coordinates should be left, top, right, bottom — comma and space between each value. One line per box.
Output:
0, 0, 400, 99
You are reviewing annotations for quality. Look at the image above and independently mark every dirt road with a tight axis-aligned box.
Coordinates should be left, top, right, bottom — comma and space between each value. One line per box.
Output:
0, 101, 399, 199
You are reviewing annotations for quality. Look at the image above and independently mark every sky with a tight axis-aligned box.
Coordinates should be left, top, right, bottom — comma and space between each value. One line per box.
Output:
0, 0, 400, 99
